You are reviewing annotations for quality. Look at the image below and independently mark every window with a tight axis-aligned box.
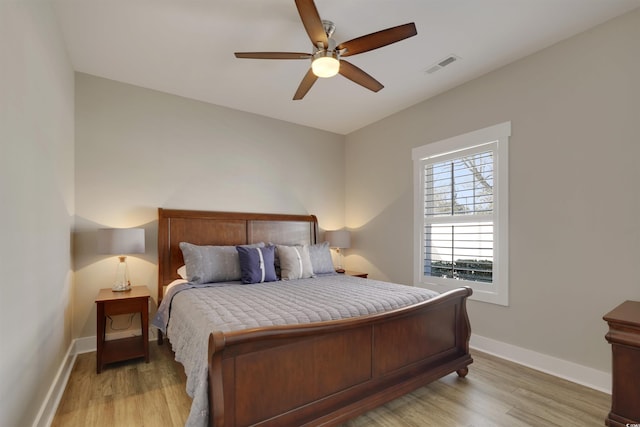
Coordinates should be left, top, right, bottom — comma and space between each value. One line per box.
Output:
412, 122, 510, 305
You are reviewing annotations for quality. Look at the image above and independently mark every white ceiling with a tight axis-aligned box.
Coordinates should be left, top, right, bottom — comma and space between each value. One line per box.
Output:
53, 0, 639, 135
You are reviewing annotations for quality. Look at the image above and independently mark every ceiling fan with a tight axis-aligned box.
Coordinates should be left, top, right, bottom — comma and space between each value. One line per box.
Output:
234, 0, 417, 100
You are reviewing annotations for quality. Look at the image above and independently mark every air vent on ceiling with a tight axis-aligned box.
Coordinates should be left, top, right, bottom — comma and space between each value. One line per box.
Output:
425, 54, 461, 74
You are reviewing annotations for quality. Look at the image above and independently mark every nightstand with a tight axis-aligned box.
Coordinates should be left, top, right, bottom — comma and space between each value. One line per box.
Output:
95, 286, 150, 373
604, 300, 640, 426
343, 270, 368, 278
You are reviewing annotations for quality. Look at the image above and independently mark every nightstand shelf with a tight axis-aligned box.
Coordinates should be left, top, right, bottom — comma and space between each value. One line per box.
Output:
95, 286, 150, 373
101, 336, 146, 363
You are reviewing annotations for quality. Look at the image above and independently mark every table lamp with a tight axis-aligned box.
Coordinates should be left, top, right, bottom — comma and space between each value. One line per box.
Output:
98, 228, 145, 291
325, 230, 351, 273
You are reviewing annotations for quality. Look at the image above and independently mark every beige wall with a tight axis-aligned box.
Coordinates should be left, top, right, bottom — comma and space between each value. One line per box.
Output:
0, 2, 75, 426
73, 73, 346, 338
345, 9, 640, 373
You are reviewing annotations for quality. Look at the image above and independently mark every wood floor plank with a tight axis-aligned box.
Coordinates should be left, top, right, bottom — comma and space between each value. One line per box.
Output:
421, 376, 529, 427
52, 345, 611, 426
513, 387, 604, 426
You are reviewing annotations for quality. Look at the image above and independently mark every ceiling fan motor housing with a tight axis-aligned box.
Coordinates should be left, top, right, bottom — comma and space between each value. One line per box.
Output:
322, 20, 336, 38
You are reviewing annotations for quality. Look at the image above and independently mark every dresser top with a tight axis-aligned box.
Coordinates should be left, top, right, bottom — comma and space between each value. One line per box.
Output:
603, 300, 640, 326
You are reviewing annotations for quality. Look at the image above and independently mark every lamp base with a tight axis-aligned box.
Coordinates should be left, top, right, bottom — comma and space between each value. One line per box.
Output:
112, 256, 131, 292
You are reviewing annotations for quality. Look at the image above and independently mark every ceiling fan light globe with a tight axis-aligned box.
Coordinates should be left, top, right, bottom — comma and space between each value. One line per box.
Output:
312, 55, 339, 78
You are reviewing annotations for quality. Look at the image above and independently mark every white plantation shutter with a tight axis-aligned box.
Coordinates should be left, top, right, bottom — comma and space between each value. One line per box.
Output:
423, 148, 494, 283
413, 122, 510, 306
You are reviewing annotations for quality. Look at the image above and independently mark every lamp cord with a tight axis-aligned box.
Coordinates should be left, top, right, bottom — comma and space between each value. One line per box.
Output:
106, 313, 136, 331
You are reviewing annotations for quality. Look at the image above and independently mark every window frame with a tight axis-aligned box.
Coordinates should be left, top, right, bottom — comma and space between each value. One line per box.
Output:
412, 122, 510, 306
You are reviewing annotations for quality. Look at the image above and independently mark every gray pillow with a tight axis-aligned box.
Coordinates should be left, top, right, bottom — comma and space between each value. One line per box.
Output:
179, 242, 264, 284
308, 241, 336, 274
276, 244, 315, 280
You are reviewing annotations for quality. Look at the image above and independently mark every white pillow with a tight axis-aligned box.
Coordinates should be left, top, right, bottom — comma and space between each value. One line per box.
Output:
177, 265, 187, 280
276, 245, 315, 280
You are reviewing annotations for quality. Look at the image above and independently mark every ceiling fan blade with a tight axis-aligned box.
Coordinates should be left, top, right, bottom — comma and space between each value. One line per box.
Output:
338, 60, 384, 93
338, 22, 417, 57
293, 68, 318, 100
295, 0, 327, 48
235, 52, 311, 60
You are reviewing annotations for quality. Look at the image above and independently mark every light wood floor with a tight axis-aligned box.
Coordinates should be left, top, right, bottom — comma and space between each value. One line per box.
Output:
52, 344, 610, 427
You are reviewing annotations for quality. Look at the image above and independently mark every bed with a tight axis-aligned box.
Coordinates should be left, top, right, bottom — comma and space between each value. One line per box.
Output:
155, 208, 473, 427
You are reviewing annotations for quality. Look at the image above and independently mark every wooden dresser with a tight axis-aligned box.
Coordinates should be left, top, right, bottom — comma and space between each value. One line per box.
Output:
603, 300, 640, 427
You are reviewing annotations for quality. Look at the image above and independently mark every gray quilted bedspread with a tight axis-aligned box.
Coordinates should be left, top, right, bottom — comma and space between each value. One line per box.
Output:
154, 275, 439, 427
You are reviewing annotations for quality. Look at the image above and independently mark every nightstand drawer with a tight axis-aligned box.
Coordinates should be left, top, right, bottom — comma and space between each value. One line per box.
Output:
103, 298, 147, 316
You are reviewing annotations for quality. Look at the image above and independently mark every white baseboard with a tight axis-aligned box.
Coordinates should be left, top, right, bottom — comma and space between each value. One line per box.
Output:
31, 341, 77, 427
470, 333, 611, 394
74, 335, 96, 355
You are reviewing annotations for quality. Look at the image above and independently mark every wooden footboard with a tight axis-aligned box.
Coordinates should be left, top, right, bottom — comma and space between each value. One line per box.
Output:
207, 286, 473, 427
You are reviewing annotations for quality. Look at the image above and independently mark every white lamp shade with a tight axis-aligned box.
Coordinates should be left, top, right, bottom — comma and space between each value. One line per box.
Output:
97, 228, 145, 255
325, 230, 351, 249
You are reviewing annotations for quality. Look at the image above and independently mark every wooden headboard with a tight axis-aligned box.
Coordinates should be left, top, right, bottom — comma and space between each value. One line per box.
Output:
157, 208, 318, 303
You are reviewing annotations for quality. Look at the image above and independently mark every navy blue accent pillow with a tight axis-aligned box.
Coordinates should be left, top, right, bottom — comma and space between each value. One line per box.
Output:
236, 245, 277, 284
